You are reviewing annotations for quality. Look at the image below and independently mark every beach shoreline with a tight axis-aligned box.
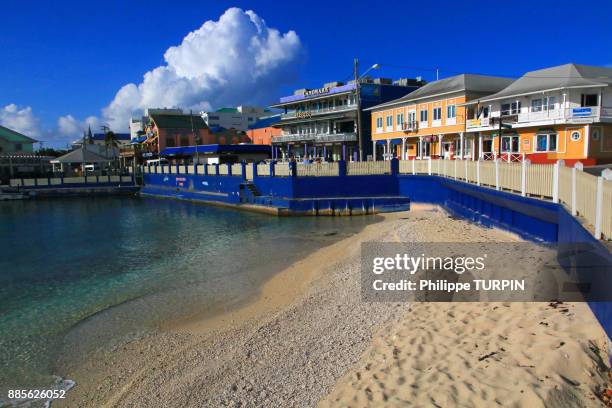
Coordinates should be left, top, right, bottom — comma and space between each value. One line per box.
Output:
56, 205, 610, 407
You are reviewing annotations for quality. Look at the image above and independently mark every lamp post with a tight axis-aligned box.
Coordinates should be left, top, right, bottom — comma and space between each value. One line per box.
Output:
354, 59, 380, 161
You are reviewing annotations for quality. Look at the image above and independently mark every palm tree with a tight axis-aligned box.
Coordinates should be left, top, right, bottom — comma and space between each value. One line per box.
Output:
103, 129, 120, 171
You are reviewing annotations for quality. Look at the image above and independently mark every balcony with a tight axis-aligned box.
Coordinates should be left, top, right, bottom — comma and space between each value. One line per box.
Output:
281, 104, 357, 120
466, 117, 490, 129
402, 121, 418, 132
466, 106, 610, 129
273, 132, 357, 144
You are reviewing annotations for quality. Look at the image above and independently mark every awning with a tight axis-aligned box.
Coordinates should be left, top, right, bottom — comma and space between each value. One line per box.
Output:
131, 136, 147, 144
376, 139, 403, 145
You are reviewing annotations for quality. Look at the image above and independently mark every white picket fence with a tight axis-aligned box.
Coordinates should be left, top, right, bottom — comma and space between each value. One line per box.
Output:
398, 159, 611, 240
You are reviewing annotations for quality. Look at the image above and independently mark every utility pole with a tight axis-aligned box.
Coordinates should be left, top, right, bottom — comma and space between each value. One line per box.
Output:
190, 110, 198, 164
354, 58, 363, 161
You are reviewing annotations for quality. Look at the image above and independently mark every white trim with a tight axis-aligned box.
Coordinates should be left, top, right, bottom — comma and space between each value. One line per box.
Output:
584, 124, 590, 157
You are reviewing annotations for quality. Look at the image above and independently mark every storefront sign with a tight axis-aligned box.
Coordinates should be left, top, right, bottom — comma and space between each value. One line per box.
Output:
296, 111, 313, 119
303, 87, 331, 97
572, 107, 592, 117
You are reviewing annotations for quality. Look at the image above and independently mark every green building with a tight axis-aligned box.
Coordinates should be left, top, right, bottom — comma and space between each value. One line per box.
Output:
0, 125, 37, 153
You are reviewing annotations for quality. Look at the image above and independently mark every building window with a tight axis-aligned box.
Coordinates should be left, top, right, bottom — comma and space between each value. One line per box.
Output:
166, 136, 176, 147
531, 97, 555, 112
531, 99, 543, 112
420, 109, 428, 122
376, 117, 383, 129
396, 113, 404, 127
14, 143, 23, 151
433, 107, 442, 121
386, 115, 392, 127
535, 133, 557, 152
501, 135, 520, 153
571, 131, 581, 141
447, 105, 456, 119
502, 102, 521, 116
581, 94, 598, 107
180, 135, 189, 146
408, 111, 416, 125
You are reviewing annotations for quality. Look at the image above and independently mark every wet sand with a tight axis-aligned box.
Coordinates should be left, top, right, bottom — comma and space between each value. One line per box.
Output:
56, 205, 610, 407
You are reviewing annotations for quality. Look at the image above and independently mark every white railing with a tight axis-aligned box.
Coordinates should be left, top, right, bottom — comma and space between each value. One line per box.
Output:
11, 175, 134, 187
281, 103, 356, 119
257, 163, 270, 176
274, 162, 291, 176
296, 162, 339, 177
273, 132, 357, 144
466, 106, 609, 129
231, 163, 243, 176
397, 158, 611, 240
346, 161, 391, 175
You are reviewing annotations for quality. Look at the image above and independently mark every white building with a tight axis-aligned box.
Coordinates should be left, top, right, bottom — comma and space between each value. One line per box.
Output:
201, 106, 267, 131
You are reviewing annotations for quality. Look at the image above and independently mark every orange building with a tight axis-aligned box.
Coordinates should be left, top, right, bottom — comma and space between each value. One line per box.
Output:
367, 74, 514, 160
144, 113, 212, 154
465, 64, 612, 165
245, 115, 281, 145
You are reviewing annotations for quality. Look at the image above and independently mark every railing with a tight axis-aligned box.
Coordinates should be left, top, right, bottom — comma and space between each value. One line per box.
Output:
10, 175, 134, 187
466, 106, 611, 129
257, 163, 270, 176
346, 161, 390, 175
296, 162, 339, 177
273, 132, 357, 144
231, 164, 243, 176
274, 162, 291, 176
396, 158, 611, 240
280, 104, 356, 119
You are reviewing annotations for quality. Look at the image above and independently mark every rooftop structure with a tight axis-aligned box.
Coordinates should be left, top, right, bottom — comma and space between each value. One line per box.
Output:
201, 106, 268, 131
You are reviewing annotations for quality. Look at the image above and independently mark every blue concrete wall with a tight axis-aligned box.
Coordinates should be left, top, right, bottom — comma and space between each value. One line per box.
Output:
398, 175, 559, 242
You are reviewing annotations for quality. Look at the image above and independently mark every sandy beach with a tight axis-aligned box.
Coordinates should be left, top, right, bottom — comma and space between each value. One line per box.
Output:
56, 205, 610, 407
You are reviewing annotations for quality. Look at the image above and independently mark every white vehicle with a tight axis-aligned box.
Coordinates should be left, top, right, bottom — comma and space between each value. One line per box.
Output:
84, 164, 99, 173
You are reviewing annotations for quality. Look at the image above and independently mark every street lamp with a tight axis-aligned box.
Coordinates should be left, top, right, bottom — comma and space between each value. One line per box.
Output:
354, 59, 380, 161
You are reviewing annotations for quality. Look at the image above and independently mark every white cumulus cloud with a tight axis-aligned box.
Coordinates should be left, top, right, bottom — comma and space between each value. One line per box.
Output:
57, 114, 100, 137
102, 7, 303, 130
0, 104, 41, 138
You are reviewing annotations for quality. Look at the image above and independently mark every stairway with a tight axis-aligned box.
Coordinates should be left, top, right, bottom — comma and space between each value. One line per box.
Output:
244, 182, 261, 197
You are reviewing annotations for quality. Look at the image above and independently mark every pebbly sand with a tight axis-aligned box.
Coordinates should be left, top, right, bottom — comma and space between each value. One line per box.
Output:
56, 205, 610, 407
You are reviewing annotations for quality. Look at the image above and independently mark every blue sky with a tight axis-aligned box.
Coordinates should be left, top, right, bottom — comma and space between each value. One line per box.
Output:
1, 0, 611, 146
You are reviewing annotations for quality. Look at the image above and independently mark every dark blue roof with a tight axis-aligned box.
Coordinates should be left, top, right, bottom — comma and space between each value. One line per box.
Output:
93, 133, 131, 141
209, 126, 227, 133
160, 144, 271, 156
248, 115, 281, 130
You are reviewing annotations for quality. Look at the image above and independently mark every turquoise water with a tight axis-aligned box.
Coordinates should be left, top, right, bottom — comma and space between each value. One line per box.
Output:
0, 197, 374, 395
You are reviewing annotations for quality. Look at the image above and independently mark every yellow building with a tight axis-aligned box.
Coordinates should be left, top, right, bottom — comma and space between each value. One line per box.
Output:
367, 74, 514, 160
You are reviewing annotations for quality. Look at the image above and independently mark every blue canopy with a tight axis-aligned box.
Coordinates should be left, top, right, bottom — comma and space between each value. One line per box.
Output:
131, 136, 147, 144
160, 144, 271, 156
376, 139, 403, 145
